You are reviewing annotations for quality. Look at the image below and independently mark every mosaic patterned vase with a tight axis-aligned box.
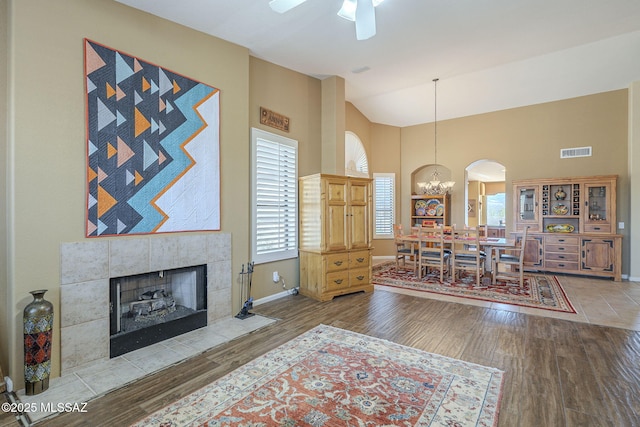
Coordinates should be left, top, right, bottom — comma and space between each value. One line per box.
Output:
23, 289, 53, 395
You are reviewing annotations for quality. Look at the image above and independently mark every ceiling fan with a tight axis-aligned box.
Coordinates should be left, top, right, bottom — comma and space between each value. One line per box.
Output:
269, 0, 385, 40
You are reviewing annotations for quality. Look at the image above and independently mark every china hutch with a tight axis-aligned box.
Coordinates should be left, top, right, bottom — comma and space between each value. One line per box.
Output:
512, 175, 621, 281
410, 194, 451, 227
298, 174, 373, 301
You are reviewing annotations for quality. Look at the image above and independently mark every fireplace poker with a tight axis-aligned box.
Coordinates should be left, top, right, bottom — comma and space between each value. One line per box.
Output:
240, 263, 245, 305
235, 263, 255, 319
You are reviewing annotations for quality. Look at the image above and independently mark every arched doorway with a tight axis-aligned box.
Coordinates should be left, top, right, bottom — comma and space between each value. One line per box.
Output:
466, 160, 506, 228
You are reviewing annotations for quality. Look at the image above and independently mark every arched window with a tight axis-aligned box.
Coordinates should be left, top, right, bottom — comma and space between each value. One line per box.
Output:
345, 132, 369, 177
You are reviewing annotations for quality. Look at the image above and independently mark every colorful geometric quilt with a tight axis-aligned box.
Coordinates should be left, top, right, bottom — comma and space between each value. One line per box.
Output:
84, 39, 220, 236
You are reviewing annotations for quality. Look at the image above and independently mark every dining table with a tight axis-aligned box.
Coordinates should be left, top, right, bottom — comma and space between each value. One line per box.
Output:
397, 232, 516, 275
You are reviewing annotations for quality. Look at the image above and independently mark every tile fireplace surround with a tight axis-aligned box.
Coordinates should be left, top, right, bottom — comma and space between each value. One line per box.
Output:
60, 233, 231, 372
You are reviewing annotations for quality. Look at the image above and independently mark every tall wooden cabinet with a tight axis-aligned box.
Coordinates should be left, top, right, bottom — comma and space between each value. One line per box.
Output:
299, 174, 373, 301
512, 175, 622, 281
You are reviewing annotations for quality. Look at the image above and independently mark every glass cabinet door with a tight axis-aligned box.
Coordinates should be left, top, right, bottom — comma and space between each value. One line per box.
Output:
584, 183, 612, 233
517, 186, 538, 222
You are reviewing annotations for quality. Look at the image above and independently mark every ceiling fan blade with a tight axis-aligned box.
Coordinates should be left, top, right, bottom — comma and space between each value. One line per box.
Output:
355, 0, 376, 40
269, 0, 307, 13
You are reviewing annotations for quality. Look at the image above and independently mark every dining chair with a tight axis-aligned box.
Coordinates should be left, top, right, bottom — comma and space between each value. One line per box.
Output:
492, 226, 529, 286
451, 227, 486, 286
393, 224, 417, 273
417, 226, 450, 282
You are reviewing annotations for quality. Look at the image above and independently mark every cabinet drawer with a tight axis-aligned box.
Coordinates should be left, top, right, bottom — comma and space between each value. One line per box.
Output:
349, 268, 370, 287
545, 235, 579, 245
349, 250, 370, 268
583, 223, 611, 233
545, 260, 579, 270
545, 244, 578, 254
545, 252, 579, 262
325, 253, 349, 272
325, 271, 349, 291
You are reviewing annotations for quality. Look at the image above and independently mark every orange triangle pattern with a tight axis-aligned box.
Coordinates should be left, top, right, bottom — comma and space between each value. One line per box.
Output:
117, 136, 135, 167
172, 80, 181, 94
159, 97, 166, 112
142, 77, 151, 92
106, 83, 116, 99
107, 143, 117, 159
158, 151, 167, 165
97, 185, 117, 217
134, 108, 151, 137
87, 167, 98, 183
134, 171, 144, 186
85, 41, 106, 75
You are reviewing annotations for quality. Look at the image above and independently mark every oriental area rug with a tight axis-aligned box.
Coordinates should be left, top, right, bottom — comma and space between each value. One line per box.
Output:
372, 261, 576, 314
131, 325, 504, 426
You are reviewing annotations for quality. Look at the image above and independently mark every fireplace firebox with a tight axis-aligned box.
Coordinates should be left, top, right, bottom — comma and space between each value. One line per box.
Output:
109, 265, 207, 357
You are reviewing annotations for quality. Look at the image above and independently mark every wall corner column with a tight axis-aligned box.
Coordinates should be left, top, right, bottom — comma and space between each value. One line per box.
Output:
321, 76, 345, 175
628, 81, 640, 281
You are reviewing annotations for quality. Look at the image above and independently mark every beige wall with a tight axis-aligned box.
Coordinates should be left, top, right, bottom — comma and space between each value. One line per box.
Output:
3, 0, 326, 384
346, 103, 403, 256
248, 57, 322, 299
399, 90, 630, 273
4, 0, 251, 383
0, 0, 9, 376
2, 0, 635, 387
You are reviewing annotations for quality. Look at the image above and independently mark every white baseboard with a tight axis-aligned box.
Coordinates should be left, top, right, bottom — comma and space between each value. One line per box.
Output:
373, 255, 394, 261
253, 288, 298, 306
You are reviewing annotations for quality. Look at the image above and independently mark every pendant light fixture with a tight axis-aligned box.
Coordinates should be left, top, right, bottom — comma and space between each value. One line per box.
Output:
417, 78, 455, 195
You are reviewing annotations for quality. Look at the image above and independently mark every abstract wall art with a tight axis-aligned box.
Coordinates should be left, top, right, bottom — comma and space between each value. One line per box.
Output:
84, 39, 220, 236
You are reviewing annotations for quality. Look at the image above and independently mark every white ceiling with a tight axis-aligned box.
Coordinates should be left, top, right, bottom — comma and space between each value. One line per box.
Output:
115, 0, 640, 129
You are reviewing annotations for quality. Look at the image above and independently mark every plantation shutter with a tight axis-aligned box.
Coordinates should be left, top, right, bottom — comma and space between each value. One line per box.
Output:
252, 129, 298, 263
373, 173, 395, 238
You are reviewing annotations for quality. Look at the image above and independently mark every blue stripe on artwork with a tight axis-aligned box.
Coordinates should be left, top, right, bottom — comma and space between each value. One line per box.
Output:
128, 83, 215, 233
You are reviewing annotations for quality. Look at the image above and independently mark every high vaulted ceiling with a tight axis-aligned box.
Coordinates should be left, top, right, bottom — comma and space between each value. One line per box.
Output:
115, 0, 640, 128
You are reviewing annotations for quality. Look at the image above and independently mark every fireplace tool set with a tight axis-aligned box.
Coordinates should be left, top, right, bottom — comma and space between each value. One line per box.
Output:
235, 261, 255, 319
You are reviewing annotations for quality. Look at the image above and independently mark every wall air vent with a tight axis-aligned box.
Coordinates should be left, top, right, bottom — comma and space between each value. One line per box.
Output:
560, 146, 592, 159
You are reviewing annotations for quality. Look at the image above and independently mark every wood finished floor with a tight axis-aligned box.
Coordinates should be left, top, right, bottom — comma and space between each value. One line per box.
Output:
3, 288, 640, 427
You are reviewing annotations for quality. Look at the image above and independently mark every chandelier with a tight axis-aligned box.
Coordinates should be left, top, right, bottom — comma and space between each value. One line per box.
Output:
417, 78, 455, 195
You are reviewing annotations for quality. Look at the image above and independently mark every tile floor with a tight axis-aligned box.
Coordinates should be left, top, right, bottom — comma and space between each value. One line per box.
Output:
16, 315, 276, 424
373, 258, 640, 331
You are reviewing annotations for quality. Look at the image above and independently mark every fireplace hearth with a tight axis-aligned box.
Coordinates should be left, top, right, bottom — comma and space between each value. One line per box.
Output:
110, 265, 207, 357
60, 233, 232, 373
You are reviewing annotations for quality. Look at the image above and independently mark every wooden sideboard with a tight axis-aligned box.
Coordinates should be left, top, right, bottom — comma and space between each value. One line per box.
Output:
512, 175, 622, 281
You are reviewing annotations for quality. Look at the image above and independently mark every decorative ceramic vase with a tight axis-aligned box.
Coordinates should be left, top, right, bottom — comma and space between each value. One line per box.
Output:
554, 187, 566, 200
23, 289, 53, 395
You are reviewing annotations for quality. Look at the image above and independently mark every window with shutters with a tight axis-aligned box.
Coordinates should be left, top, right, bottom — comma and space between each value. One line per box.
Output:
373, 173, 395, 239
251, 128, 298, 264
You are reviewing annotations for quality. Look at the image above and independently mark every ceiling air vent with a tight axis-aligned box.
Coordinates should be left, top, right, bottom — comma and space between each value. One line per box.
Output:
560, 146, 592, 159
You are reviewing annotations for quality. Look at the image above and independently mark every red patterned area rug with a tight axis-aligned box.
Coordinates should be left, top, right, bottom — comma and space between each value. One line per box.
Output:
131, 325, 504, 426
373, 261, 576, 314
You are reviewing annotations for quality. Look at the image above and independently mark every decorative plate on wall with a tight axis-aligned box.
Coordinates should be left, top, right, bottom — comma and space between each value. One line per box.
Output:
552, 204, 568, 215
426, 199, 440, 216
546, 224, 575, 233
